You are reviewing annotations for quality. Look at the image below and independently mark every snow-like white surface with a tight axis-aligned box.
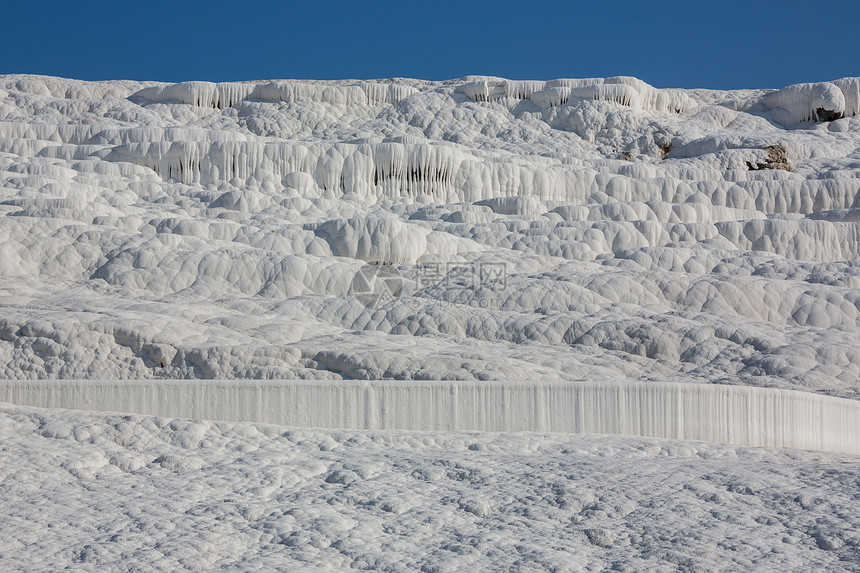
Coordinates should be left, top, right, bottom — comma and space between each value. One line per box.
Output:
2, 73, 860, 569
2, 74, 860, 396
1, 402, 858, 571
3, 379, 860, 453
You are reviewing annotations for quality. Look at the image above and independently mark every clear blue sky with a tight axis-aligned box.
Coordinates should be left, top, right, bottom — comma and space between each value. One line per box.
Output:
2, 0, 857, 89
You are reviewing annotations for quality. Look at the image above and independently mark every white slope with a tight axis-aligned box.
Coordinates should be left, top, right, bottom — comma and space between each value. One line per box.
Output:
1, 402, 857, 571
2, 73, 860, 572
2, 74, 860, 397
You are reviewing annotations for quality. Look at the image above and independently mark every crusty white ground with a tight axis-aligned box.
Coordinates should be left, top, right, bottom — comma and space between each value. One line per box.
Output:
2, 402, 858, 572
2, 74, 860, 571
1, 75, 860, 397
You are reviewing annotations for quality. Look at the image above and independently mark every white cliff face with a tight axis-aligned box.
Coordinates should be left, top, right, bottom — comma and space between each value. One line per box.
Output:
1, 74, 860, 399
2, 379, 859, 453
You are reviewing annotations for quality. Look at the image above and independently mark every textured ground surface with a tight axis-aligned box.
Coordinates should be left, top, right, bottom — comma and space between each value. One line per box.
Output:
1, 74, 860, 397
2, 74, 860, 570
2, 402, 859, 572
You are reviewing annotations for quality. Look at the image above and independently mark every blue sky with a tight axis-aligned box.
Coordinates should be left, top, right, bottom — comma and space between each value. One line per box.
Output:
2, 0, 857, 89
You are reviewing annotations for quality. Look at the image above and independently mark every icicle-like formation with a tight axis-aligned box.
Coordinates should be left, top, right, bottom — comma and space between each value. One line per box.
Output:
102, 139, 617, 203
529, 86, 573, 107
132, 81, 256, 109
533, 84, 643, 109
131, 80, 418, 108
458, 80, 505, 102
100, 134, 860, 212
249, 82, 368, 106
458, 76, 694, 113
832, 77, 860, 118
1, 380, 858, 454
360, 82, 419, 104
503, 80, 547, 100
545, 78, 606, 88
655, 88, 693, 113
103, 140, 468, 200
763, 81, 848, 124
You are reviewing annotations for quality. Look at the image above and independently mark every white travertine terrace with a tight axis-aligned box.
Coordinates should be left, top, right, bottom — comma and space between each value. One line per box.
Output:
2, 379, 859, 453
1, 73, 859, 398
2, 71, 860, 569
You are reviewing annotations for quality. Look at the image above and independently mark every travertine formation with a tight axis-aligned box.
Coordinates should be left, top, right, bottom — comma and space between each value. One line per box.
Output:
2, 74, 860, 571
1, 74, 859, 399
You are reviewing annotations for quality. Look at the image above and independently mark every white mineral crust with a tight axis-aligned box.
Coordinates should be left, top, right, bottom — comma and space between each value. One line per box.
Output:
1, 73, 859, 570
